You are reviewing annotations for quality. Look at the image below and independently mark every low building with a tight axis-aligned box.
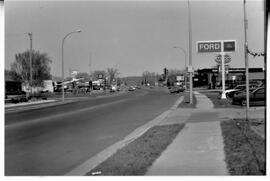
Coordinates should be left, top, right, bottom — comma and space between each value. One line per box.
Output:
194, 67, 265, 88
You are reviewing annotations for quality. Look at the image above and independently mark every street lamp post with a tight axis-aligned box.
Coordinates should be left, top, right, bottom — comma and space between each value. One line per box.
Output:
243, 0, 249, 120
173, 46, 187, 86
61, 29, 81, 101
188, 0, 193, 104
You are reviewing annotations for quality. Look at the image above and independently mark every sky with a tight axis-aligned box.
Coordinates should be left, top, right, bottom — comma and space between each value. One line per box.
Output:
4, 0, 265, 77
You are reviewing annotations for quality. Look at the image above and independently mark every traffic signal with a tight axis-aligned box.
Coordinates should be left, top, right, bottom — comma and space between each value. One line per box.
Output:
163, 68, 168, 76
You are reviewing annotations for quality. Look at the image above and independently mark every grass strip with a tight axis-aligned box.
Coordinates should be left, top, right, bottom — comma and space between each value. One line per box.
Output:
178, 92, 197, 108
87, 123, 184, 176
220, 119, 266, 175
202, 92, 240, 108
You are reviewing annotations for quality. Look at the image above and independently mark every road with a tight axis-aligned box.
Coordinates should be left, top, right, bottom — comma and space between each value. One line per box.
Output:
5, 87, 180, 176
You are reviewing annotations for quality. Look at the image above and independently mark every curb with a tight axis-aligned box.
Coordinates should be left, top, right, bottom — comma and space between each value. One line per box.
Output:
5, 90, 128, 113
5, 100, 75, 113
65, 95, 184, 176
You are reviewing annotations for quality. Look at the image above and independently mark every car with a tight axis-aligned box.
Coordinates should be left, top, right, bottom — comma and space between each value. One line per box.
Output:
128, 86, 136, 91
232, 87, 265, 106
110, 85, 117, 92
221, 84, 258, 99
169, 86, 185, 93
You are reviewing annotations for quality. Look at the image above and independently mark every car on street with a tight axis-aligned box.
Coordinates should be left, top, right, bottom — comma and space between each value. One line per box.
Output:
128, 86, 136, 91
110, 85, 117, 92
232, 87, 265, 106
169, 86, 185, 93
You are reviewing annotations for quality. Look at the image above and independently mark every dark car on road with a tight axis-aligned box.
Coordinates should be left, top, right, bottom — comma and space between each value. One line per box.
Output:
232, 87, 265, 106
169, 86, 185, 93
128, 86, 136, 91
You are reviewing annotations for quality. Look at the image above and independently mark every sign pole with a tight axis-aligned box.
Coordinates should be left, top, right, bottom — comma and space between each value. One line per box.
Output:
221, 51, 226, 99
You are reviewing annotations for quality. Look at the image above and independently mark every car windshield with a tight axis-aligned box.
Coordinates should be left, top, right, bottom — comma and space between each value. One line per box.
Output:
234, 84, 257, 90
234, 85, 245, 90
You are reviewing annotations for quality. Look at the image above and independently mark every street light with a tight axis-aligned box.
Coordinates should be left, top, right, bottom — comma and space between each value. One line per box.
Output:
173, 46, 187, 87
188, 0, 193, 104
61, 29, 81, 101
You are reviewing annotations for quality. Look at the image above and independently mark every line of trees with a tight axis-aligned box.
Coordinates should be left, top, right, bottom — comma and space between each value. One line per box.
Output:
6, 49, 121, 87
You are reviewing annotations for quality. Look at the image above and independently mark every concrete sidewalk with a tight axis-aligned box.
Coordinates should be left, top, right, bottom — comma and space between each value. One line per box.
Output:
146, 91, 228, 175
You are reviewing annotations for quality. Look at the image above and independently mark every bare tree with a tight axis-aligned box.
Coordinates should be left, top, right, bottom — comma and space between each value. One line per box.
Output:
107, 68, 119, 84
10, 50, 52, 87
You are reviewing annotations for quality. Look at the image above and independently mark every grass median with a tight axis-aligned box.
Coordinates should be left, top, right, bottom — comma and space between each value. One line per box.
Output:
221, 119, 266, 175
87, 123, 185, 176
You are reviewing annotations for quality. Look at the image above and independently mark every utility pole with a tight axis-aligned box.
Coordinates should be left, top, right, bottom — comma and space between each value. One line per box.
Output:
89, 53, 92, 80
28, 32, 33, 96
188, 0, 193, 104
244, 0, 249, 120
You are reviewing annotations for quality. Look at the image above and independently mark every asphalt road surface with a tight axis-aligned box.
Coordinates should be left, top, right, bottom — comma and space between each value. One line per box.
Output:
5, 87, 180, 176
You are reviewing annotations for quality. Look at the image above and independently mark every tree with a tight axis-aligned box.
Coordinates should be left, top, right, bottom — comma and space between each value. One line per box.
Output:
75, 72, 90, 81
10, 50, 52, 87
5, 69, 20, 81
142, 71, 159, 85
107, 68, 119, 84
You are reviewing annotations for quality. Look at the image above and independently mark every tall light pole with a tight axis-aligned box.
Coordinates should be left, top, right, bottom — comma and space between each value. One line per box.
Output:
188, 0, 193, 104
28, 32, 33, 96
61, 29, 81, 101
243, 0, 249, 119
173, 46, 187, 86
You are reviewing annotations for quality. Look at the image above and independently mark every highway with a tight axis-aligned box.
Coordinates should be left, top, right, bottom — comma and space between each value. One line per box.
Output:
5, 87, 180, 175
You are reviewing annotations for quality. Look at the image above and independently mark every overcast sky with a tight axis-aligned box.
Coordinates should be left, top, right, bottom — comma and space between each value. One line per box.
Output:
5, 0, 265, 77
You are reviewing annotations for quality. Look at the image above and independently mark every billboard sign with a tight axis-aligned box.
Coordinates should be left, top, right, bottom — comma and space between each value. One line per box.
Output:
176, 75, 184, 81
197, 40, 236, 53
223, 40, 236, 52
197, 41, 222, 53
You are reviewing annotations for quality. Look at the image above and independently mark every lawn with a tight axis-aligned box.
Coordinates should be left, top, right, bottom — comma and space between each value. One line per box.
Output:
200, 91, 241, 108
86, 124, 185, 176
178, 92, 197, 108
220, 119, 266, 175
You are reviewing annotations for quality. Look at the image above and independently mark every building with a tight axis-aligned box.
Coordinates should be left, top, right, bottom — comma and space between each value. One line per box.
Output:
194, 67, 265, 88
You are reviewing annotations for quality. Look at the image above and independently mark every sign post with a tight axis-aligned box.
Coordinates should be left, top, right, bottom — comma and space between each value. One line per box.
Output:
220, 52, 226, 99
197, 40, 235, 99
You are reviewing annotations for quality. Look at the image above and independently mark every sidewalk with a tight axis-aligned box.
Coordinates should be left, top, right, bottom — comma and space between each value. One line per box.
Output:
146, 91, 228, 175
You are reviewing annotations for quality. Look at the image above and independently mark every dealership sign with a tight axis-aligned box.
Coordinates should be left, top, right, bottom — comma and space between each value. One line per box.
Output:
223, 41, 236, 52
197, 40, 236, 53
197, 40, 236, 100
197, 41, 221, 53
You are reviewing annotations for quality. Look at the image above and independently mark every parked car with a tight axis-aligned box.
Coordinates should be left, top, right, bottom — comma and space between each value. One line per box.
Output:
232, 87, 265, 106
222, 84, 258, 99
169, 86, 185, 93
5, 90, 28, 103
